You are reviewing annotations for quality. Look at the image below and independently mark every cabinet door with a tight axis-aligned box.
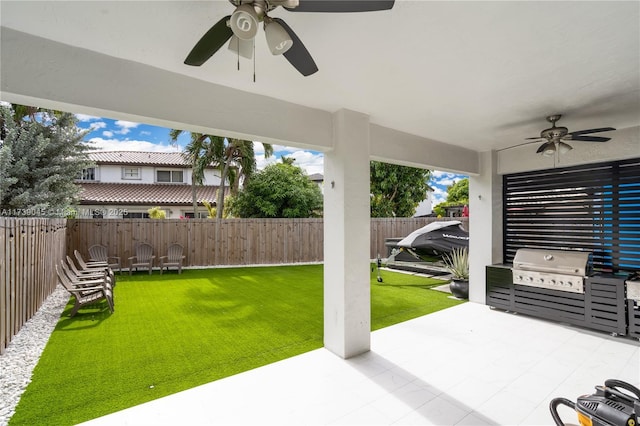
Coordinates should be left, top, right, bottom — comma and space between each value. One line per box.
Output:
486, 266, 513, 310
585, 276, 626, 336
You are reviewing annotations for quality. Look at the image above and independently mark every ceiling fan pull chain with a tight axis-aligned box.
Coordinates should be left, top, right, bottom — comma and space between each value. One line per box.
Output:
236, 37, 240, 71
253, 39, 256, 83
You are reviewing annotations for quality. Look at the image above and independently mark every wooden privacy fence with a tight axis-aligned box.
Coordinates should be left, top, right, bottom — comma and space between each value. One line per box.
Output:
67, 219, 324, 267
1, 216, 468, 353
67, 217, 469, 268
1, 217, 67, 354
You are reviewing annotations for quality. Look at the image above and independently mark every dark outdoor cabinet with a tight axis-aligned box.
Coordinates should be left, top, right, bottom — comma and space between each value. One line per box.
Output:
585, 276, 626, 336
486, 266, 627, 336
627, 300, 640, 340
486, 265, 513, 311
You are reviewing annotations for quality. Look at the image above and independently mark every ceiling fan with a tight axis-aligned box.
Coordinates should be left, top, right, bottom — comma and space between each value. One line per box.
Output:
525, 115, 616, 156
184, 0, 395, 77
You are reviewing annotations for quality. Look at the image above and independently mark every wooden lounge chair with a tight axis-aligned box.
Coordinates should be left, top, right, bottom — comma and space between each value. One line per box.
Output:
128, 243, 155, 275
56, 264, 114, 317
66, 255, 115, 285
61, 261, 112, 291
88, 244, 122, 274
75, 249, 109, 268
159, 244, 185, 274
74, 250, 116, 285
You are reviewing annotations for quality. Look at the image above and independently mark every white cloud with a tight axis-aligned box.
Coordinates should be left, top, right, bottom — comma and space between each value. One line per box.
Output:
431, 186, 449, 204
84, 138, 178, 152
75, 113, 100, 122
89, 121, 107, 131
253, 143, 301, 156
114, 120, 140, 135
102, 130, 113, 137
140, 130, 151, 136
289, 150, 324, 175
430, 171, 465, 187
255, 149, 324, 176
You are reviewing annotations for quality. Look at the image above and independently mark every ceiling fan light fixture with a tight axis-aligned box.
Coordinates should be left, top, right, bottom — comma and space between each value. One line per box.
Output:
541, 141, 556, 157
558, 141, 573, 154
264, 19, 293, 55
230, 4, 260, 40
228, 35, 254, 59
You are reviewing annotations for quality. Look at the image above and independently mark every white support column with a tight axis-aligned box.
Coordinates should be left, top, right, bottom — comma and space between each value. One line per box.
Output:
323, 109, 371, 359
469, 151, 503, 304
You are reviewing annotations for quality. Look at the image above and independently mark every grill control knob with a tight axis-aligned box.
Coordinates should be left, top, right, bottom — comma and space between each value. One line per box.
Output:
550, 279, 556, 285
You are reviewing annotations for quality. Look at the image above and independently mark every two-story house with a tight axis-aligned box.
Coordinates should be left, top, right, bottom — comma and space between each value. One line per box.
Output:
76, 151, 224, 218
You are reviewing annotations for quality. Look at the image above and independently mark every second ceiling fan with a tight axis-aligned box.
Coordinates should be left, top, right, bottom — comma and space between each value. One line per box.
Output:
526, 115, 616, 156
184, 0, 395, 76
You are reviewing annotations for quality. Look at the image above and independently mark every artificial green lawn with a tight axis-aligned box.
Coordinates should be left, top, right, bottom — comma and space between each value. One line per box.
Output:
10, 265, 463, 425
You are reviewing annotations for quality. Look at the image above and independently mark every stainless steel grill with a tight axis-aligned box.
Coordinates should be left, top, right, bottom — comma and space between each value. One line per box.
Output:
512, 248, 591, 294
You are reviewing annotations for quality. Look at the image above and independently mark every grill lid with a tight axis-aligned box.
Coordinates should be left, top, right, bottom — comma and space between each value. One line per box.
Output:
513, 248, 591, 276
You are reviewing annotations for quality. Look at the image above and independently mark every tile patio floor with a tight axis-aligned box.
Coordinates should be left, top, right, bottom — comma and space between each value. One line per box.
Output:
83, 302, 639, 425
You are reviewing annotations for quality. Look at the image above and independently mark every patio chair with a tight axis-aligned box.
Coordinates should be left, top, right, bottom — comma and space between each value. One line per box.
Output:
74, 250, 116, 286
61, 261, 113, 292
128, 242, 155, 275
88, 244, 122, 274
75, 249, 109, 268
56, 264, 114, 316
66, 255, 115, 285
159, 243, 185, 274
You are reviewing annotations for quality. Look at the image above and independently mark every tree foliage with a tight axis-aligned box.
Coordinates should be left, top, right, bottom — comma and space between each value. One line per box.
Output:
433, 177, 469, 217
0, 104, 91, 216
228, 161, 322, 218
147, 206, 166, 219
370, 161, 431, 217
446, 178, 469, 204
169, 130, 273, 218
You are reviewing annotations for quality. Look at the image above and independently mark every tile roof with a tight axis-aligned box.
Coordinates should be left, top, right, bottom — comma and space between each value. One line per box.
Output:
78, 182, 223, 205
87, 151, 212, 168
308, 173, 324, 182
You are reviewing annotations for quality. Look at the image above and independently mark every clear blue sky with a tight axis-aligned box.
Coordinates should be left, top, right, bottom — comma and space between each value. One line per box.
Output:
75, 114, 466, 205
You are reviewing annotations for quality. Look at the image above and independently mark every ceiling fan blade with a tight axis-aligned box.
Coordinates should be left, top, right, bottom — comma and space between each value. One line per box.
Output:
496, 140, 543, 152
568, 127, 616, 136
525, 137, 545, 141
272, 18, 318, 76
536, 141, 553, 154
184, 16, 233, 66
285, 0, 394, 12
567, 135, 611, 143
228, 35, 254, 59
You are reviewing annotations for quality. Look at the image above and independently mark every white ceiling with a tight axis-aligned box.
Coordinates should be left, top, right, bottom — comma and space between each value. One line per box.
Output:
1, 0, 639, 153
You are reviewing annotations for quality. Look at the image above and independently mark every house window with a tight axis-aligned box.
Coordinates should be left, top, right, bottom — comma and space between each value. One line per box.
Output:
156, 170, 184, 183
184, 212, 209, 218
78, 167, 97, 181
122, 167, 141, 180
123, 212, 150, 219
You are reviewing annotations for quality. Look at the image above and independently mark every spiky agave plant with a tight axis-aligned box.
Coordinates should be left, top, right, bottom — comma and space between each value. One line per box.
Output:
443, 248, 469, 280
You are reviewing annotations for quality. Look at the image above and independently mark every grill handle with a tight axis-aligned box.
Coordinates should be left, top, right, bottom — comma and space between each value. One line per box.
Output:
513, 265, 581, 275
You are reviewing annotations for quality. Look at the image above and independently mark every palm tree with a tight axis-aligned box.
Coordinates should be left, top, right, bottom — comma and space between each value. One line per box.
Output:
169, 130, 273, 218
212, 138, 273, 218
169, 130, 222, 216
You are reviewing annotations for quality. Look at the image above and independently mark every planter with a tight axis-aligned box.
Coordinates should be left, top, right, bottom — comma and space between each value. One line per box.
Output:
449, 279, 469, 299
